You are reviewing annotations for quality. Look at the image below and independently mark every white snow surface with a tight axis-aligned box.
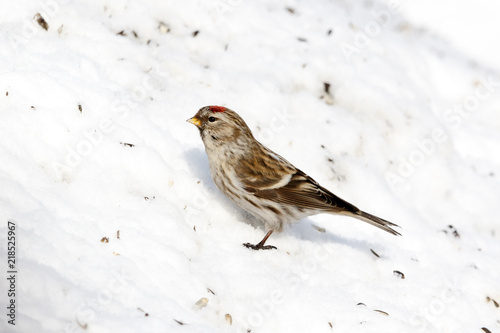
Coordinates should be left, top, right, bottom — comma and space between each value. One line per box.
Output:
1, 1, 500, 332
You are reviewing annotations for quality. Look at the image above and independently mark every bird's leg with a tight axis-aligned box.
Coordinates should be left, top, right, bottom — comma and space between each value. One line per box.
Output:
243, 230, 277, 250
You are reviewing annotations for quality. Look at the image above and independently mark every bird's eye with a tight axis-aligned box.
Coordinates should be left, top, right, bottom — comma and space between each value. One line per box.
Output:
208, 116, 216, 122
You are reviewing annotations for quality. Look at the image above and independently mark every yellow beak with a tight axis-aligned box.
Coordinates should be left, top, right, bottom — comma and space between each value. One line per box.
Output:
187, 116, 201, 128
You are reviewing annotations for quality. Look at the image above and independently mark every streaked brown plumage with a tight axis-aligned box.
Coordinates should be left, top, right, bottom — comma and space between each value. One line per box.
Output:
188, 105, 400, 250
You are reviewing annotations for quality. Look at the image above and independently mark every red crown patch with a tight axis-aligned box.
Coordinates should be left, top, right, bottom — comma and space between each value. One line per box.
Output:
209, 106, 227, 113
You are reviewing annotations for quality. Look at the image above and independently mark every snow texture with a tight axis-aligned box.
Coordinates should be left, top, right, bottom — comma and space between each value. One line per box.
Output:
0, 0, 499, 332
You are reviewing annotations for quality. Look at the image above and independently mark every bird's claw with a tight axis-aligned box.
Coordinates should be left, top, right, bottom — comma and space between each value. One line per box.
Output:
243, 242, 277, 250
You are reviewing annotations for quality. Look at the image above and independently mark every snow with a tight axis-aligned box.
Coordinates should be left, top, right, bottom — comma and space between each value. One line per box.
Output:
1, 0, 499, 332
387, 0, 500, 71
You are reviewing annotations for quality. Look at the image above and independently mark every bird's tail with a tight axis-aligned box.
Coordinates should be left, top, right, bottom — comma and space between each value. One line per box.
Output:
349, 210, 401, 236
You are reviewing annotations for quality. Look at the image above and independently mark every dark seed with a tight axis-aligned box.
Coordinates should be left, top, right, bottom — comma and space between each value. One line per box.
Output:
34, 13, 49, 31
486, 297, 499, 308
448, 225, 460, 238
324, 82, 331, 94
374, 310, 389, 316
393, 270, 405, 279
120, 142, 135, 147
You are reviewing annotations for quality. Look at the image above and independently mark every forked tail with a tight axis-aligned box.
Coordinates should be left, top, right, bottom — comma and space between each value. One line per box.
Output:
352, 210, 401, 236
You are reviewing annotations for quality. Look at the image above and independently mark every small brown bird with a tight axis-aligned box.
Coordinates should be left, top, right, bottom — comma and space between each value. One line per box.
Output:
188, 106, 400, 250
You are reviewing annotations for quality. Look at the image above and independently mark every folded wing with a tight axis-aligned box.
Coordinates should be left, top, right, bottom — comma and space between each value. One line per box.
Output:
243, 168, 400, 236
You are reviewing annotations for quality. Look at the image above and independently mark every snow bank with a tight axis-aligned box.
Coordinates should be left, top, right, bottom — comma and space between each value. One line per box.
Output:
0, 0, 499, 332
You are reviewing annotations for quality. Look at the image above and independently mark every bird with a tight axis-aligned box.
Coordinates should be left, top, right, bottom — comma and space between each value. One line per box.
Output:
187, 105, 400, 250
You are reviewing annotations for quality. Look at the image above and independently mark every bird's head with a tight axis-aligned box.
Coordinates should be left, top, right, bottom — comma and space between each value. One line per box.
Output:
187, 106, 254, 149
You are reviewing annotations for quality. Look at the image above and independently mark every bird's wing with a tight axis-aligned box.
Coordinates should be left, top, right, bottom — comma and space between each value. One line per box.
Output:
235, 145, 297, 190
243, 168, 359, 213
235, 143, 355, 212
238, 145, 401, 235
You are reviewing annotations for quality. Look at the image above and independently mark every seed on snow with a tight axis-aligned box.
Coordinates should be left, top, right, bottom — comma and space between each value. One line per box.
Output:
225, 314, 232, 325
34, 13, 49, 31
393, 270, 405, 279
158, 22, 170, 34
194, 297, 208, 309
370, 249, 380, 258
374, 309, 389, 316
312, 224, 325, 233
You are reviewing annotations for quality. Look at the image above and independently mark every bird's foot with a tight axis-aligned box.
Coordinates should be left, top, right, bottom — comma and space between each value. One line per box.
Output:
243, 242, 277, 250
